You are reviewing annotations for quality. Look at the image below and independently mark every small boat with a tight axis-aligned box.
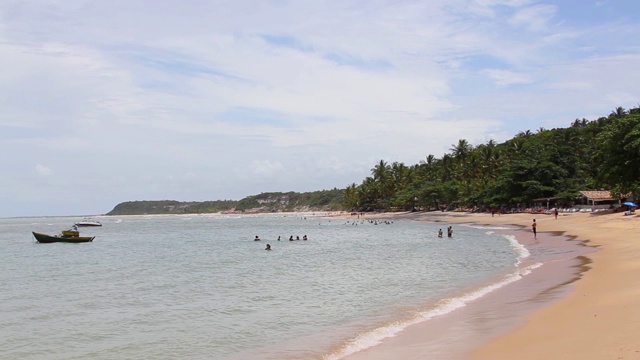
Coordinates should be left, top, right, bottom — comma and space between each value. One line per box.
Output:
33, 230, 95, 243
75, 218, 102, 227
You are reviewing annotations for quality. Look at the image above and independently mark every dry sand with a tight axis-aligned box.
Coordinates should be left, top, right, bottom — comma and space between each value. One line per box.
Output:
343, 210, 640, 359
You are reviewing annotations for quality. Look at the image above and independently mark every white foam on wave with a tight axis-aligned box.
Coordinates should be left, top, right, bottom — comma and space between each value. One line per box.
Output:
323, 262, 543, 360
504, 234, 530, 266
464, 224, 513, 230
324, 233, 540, 360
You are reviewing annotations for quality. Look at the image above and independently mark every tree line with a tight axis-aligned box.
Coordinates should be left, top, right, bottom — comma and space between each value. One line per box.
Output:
107, 106, 639, 215
342, 106, 640, 212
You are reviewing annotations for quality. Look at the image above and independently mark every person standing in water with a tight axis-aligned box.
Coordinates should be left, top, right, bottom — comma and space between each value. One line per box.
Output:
532, 219, 537, 239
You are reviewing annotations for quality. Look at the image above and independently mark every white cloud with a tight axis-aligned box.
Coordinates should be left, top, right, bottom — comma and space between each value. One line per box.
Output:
35, 164, 53, 177
509, 4, 557, 32
247, 160, 284, 177
0, 0, 639, 216
483, 69, 533, 86
548, 81, 593, 91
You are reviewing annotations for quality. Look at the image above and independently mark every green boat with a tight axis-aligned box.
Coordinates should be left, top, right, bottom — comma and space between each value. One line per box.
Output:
32, 231, 95, 243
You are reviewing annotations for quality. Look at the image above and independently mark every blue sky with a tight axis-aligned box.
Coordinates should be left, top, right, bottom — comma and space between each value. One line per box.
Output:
1, 0, 639, 217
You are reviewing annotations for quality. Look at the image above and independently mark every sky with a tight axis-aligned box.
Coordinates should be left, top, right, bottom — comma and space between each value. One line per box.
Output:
1, 0, 639, 217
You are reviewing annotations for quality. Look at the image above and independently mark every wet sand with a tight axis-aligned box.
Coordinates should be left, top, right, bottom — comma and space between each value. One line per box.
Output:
342, 210, 640, 359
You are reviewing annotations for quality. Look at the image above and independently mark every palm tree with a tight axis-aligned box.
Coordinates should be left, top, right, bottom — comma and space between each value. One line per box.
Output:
449, 139, 473, 162
359, 177, 381, 210
342, 183, 359, 209
610, 106, 627, 118
506, 139, 524, 160
440, 153, 454, 182
391, 162, 411, 191
420, 154, 436, 167
572, 118, 588, 128
478, 144, 493, 177
449, 139, 475, 194
516, 130, 533, 138
371, 160, 392, 210
371, 160, 390, 182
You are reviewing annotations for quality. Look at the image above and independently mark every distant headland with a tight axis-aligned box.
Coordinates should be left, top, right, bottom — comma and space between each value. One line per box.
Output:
106, 189, 344, 215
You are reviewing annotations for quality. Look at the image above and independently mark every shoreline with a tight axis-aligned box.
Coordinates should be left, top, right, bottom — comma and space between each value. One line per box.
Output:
339, 210, 640, 359
471, 211, 640, 359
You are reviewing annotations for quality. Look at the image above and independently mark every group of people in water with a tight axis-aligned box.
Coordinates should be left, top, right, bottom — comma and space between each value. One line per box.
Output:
255, 235, 308, 241
346, 219, 394, 226
256, 234, 309, 250
437, 226, 454, 238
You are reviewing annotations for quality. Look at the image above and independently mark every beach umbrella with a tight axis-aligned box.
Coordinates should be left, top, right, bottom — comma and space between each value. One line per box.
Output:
623, 201, 637, 207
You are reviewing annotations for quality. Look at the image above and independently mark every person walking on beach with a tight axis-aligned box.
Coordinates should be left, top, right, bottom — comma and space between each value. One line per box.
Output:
554, 208, 558, 219
532, 219, 537, 239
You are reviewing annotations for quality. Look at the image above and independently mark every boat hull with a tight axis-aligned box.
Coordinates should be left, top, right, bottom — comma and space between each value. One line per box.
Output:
74, 222, 102, 227
32, 232, 94, 243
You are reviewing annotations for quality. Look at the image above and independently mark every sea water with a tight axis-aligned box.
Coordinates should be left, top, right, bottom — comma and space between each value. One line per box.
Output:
0, 214, 527, 359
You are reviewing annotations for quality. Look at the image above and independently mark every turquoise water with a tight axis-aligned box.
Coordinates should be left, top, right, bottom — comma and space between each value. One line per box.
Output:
0, 214, 524, 359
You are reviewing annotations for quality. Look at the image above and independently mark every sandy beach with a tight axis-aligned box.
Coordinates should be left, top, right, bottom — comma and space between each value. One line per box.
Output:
342, 210, 640, 359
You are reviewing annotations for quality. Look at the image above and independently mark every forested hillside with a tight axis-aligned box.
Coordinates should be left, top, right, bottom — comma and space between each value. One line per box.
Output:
342, 106, 640, 211
106, 189, 343, 215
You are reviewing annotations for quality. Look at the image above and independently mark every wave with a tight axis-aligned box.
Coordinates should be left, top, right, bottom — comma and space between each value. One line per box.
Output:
463, 224, 514, 230
323, 234, 541, 360
504, 234, 530, 266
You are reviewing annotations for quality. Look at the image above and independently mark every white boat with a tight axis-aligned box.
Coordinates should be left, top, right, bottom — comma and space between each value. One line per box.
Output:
75, 218, 102, 227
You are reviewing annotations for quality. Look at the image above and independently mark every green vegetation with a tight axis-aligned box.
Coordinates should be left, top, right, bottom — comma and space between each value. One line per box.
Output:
107, 200, 238, 215
106, 189, 344, 215
108, 106, 640, 215
234, 190, 344, 212
342, 106, 640, 211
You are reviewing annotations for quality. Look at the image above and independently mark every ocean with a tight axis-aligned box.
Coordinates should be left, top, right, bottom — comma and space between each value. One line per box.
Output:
0, 213, 533, 359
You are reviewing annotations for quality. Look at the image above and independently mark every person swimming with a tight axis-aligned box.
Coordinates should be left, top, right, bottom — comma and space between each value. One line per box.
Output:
303, 235, 307, 240
438, 229, 443, 238
254, 235, 261, 241
265, 244, 271, 250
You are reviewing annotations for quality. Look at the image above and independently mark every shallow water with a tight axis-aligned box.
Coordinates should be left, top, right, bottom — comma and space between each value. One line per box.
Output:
1, 214, 526, 359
